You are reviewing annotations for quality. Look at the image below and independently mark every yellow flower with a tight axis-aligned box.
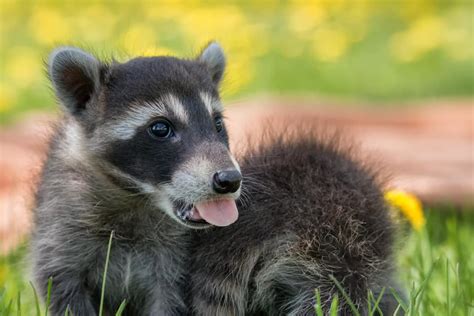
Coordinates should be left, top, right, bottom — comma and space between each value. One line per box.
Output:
29, 7, 71, 45
73, 5, 117, 43
442, 9, 474, 61
312, 28, 350, 62
385, 190, 425, 231
223, 55, 255, 96
287, 4, 327, 36
119, 24, 157, 56
390, 15, 444, 63
6, 47, 42, 87
142, 46, 178, 57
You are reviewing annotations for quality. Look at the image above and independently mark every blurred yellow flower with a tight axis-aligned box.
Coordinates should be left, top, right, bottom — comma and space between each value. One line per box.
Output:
29, 7, 70, 45
443, 28, 472, 61
222, 55, 255, 96
6, 47, 42, 88
74, 5, 117, 43
390, 15, 444, 63
172, 4, 262, 92
120, 24, 157, 56
288, 4, 327, 36
0, 0, 470, 121
147, 3, 184, 21
385, 190, 425, 231
442, 9, 474, 61
142, 46, 178, 57
312, 28, 349, 62
178, 5, 248, 45
397, 0, 437, 20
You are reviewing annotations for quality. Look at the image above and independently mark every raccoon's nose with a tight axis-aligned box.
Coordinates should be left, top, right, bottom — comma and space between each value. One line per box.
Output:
213, 170, 242, 194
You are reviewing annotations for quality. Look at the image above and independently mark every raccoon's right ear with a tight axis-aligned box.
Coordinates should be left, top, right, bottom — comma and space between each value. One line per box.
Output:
48, 47, 104, 114
198, 42, 226, 86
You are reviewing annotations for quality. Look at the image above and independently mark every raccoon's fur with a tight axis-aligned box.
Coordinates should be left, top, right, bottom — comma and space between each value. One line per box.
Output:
31, 43, 403, 315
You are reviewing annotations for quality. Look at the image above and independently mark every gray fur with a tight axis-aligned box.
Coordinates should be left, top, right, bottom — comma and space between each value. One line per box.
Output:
48, 47, 102, 114
198, 42, 226, 85
32, 44, 403, 315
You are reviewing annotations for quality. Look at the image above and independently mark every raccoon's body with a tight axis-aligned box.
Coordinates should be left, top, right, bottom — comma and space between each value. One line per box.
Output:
31, 43, 402, 315
191, 135, 399, 315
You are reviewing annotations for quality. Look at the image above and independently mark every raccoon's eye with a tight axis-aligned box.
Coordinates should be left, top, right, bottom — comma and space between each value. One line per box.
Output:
148, 120, 174, 138
214, 116, 224, 133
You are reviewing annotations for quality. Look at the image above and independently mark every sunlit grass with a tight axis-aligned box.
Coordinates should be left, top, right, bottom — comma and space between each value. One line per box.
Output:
397, 208, 474, 315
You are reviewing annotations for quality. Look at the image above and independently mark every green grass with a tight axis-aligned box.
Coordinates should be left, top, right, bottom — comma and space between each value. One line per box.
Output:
1, 208, 473, 315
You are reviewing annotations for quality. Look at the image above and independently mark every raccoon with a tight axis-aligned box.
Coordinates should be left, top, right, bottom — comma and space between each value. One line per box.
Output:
31, 42, 402, 315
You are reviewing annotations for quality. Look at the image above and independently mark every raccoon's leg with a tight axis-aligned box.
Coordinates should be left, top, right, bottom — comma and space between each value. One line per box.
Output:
251, 257, 404, 316
32, 237, 99, 315
34, 268, 97, 316
190, 269, 249, 315
249, 258, 333, 316
147, 303, 189, 316
190, 249, 262, 316
147, 294, 189, 316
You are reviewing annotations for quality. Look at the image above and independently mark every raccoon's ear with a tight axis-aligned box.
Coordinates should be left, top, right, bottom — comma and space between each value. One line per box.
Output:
198, 42, 226, 86
48, 47, 103, 114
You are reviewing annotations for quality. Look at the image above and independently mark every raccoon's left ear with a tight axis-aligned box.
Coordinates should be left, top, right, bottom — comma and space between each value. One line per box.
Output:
48, 47, 105, 115
198, 42, 226, 86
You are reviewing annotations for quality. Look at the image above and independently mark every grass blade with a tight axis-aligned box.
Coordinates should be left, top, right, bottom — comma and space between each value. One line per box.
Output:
329, 294, 339, 316
15, 291, 20, 316
369, 288, 385, 315
314, 289, 324, 316
0, 287, 5, 307
367, 290, 374, 315
389, 287, 408, 312
5, 299, 13, 316
329, 275, 360, 316
408, 282, 416, 316
393, 304, 402, 316
44, 277, 53, 316
413, 259, 437, 314
446, 258, 450, 316
99, 231, 114, 316
115, 299, 127, 316
29, 282, 41, 316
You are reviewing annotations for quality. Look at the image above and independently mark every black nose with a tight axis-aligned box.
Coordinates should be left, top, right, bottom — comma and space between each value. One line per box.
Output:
213, 169, 242, 194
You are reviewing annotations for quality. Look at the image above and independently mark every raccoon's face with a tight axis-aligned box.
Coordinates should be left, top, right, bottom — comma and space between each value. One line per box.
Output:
48, 43, 242, 229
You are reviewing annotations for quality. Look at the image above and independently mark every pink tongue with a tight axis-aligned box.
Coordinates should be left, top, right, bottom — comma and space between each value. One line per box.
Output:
194, 199, 239, 227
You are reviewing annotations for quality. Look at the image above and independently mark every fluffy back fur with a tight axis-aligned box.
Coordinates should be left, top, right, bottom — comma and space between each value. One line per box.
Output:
190, 129, 401, 315
31, 44, 402, 315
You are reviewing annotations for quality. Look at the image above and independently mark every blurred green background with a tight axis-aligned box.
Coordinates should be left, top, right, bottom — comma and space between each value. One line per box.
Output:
0, 0, 473, 124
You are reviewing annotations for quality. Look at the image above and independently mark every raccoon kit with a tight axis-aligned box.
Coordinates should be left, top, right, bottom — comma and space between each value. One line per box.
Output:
31, 42, 403, 315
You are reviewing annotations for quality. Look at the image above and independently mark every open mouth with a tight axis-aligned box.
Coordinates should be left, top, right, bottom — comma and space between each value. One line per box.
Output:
173, 199, 239, 227
174, 201, 208, 226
